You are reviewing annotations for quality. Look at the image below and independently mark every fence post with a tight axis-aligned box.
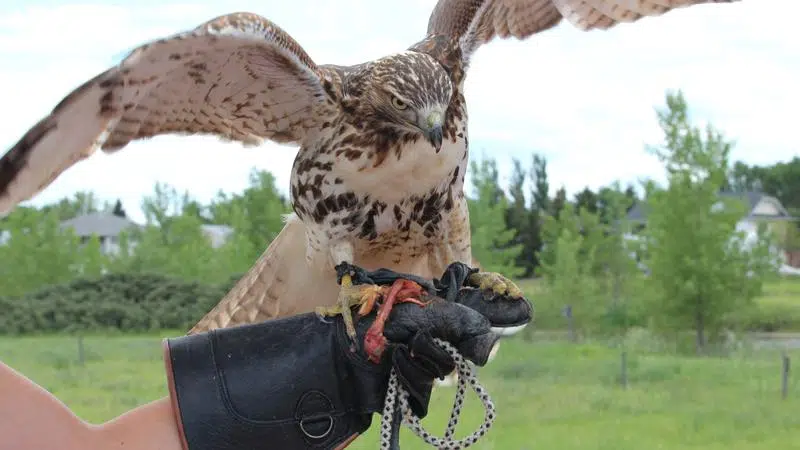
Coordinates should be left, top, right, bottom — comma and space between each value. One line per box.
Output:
620, 350, 628, 389
782, 351, 790, 400
563, 305, 575, 342
77, 335, 85, 366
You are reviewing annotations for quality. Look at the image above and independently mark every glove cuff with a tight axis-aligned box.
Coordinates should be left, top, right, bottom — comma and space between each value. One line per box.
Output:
162, 314, 388, 450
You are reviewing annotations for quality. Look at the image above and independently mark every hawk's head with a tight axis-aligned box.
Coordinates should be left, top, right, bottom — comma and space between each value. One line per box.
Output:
356, 51, 453, 152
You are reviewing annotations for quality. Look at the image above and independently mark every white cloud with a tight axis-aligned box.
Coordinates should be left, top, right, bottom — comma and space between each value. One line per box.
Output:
0, 0, 797, 222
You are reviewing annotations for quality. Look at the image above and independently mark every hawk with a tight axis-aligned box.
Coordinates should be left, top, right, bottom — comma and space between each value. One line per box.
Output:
0, 0, 735, 340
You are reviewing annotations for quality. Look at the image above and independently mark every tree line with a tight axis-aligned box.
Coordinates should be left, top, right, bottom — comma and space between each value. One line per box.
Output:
0, 90, 797, 352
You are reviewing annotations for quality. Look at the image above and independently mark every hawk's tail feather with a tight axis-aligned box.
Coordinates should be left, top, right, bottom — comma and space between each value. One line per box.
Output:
188, 214, 336, 334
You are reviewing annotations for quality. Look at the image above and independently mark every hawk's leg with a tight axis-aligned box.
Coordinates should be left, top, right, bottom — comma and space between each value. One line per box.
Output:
467, 271, 524, 300
314, 241, 375, 342
315, 277, 385, 338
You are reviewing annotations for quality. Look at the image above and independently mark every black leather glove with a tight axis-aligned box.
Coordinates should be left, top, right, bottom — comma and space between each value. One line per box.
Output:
434, 262, 534, 333
163, 262, 533, 450
163, 295, 511, 450
340, 261, 534, 333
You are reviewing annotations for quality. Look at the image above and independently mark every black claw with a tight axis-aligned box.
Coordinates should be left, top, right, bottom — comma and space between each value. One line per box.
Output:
432, 262, 480, 302
335, 262, 362, 284
333, 262, 437, 293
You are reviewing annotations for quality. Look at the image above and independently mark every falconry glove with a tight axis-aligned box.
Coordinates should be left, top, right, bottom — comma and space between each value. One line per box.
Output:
162, 263, 533, 450
339, 261, 534, 333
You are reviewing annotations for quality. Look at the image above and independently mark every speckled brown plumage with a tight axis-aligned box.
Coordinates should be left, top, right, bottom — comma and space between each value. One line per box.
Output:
0, 1, 737, 333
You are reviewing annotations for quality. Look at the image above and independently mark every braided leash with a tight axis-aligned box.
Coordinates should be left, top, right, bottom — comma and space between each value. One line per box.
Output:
379, 338, 496, 449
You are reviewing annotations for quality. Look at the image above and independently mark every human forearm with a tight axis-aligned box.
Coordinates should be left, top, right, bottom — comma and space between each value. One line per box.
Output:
93, 397, 184, 450
0, 361, 183, 450
0, 360, 94, 450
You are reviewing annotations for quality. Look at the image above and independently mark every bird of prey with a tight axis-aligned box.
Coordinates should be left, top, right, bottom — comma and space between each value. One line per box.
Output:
0, 0, 735, 342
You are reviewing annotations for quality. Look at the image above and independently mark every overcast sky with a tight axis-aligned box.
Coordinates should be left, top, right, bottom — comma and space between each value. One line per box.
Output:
1, 0, 796, 222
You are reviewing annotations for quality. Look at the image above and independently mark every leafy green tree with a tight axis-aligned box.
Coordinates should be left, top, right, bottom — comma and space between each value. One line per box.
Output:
40, 191, 110, 221
593, 182, 643, 331
538, 207, 599, 336
116, 183, 222, 283
0, 207, 82, 296
726, 158, 800, 252
78, 234, 107, 278
641, 90, 780, 353
213, 201, 268, 277
550, 186, 567, 218
574, 187, 599, 215
538, 201, 603, 275
596, 183, 638, 224
111, 199, 128, 218
530, 154, 550, 214
504, 158, 542, 276
727, 157, 800, 213
106, 229, 136, 274
467, 156, 523, 277
209, 169, 291, 266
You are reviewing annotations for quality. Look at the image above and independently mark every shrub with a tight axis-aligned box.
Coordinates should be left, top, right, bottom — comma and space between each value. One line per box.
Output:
0, 272, 242, 335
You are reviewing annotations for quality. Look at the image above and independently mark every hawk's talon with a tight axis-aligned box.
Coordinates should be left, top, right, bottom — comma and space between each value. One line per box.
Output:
328, 263, 432, 360
467, 271, 524, 300
338, 273, 358, 340
316, 273, 391, 346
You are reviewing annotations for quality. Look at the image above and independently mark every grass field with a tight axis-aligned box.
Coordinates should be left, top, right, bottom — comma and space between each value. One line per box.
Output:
3, 332, 800, 449
516, 275, 800, 333
755, 276, 800, 307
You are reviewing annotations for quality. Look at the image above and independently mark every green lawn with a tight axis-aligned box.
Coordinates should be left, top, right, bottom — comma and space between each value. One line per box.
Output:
517, 275, 800, 332
758, 276, 800, 308
3, 333, 800, 449
516, 275, 800, 306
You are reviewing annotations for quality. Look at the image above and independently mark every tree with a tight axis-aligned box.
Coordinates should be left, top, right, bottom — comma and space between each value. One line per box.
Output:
111, 199, 128, 218
0, 207, 82, 296
41, 191, 104, 221
537, 203, 599, 336
78, 234, 107, 278
550, 186, 567, 218
726, 157, 800, 214
593, 182, 643, 331
574, 187, 599, 215
725, 158, 800, 248
530, 153, 550, 214
504, 158, 542, 277
116, 182, 224, 283
209, 169, 291, 266
539, 198, 604, 270
641, 90, 779, 353
597, 183, 638, 224
467, 156, 524, 277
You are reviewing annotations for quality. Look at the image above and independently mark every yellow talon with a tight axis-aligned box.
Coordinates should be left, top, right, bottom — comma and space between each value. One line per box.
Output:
338, 273, 358, 339
467, 271, 524, 299
316, 274, 386, 341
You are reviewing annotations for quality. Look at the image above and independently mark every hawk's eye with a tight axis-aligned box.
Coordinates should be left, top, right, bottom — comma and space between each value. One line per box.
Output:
391, 96, 408, 110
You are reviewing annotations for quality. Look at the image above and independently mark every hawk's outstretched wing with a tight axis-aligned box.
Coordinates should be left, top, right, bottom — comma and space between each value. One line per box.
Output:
0, 12, 334, 215
425, 0, 737, 66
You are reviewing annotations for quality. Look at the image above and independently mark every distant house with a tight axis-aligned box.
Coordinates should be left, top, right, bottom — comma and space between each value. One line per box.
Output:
627, 191, 798, 268
60, 213, 235, 254
199, 224, 235, 249
1, 212, 235, 254
60, 213, 141, 255
628, 191, 793, 225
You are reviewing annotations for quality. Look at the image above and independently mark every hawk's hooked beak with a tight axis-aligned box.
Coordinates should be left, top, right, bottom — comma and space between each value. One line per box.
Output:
424, 111, 444, 152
